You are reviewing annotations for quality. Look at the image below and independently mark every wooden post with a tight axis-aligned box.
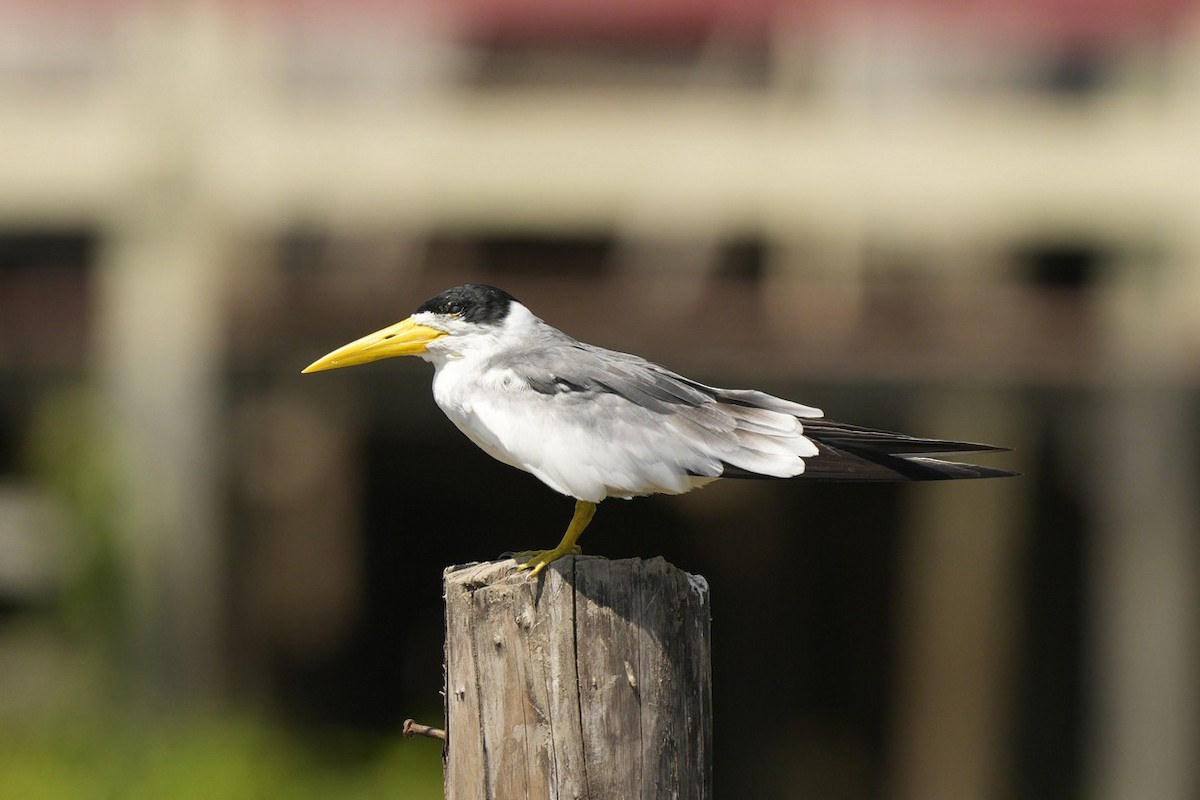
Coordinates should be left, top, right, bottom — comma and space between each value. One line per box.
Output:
444, 556, 713, 800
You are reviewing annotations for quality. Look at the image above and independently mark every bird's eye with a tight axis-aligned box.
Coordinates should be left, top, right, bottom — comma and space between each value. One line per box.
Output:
446, 302, 464, 315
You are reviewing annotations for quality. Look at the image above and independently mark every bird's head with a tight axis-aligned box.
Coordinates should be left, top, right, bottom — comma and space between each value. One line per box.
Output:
302, 284, 518, 373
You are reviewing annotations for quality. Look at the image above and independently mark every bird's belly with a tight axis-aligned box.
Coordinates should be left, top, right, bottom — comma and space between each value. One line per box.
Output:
441, 397, 604, 499
443, 407, 532, 475
433, 369, 698, 502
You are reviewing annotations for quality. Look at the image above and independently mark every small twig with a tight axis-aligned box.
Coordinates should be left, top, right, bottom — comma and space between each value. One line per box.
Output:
403, 718, 446, 741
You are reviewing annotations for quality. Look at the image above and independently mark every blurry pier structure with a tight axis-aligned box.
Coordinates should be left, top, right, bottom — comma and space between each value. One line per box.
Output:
0, 3, 1197, 800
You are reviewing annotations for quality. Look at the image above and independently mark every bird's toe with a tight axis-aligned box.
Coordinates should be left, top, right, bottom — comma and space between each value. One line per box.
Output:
511, 545, 582, 578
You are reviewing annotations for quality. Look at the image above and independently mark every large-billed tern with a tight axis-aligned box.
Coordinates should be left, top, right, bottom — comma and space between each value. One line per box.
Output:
303, 284, 1014, 577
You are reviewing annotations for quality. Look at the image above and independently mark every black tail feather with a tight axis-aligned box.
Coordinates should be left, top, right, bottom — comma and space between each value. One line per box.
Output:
800, 419, 1018, 481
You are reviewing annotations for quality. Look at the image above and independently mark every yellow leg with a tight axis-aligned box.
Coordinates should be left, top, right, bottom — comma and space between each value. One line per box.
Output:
515, 500, 597, 579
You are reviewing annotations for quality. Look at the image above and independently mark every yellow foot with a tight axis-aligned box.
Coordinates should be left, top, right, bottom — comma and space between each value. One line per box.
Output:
513, 544, 582, 579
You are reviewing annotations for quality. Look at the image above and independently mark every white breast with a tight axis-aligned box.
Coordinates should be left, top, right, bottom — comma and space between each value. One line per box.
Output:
431, 359, 531, 472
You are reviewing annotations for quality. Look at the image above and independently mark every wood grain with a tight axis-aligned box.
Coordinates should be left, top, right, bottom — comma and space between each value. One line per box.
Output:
444, 556, 712, 799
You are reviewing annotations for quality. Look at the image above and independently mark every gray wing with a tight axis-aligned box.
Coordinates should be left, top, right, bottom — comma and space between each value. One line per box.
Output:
509, 338, 822, 419
493, 334, 818, 483
498, 329, 1013, 483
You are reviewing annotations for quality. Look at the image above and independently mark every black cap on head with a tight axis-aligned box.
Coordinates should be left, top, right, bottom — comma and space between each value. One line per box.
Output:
416, 284, 517, 325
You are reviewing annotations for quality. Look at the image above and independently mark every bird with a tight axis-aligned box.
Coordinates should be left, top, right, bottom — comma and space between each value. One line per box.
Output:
303, 283, 1015, 577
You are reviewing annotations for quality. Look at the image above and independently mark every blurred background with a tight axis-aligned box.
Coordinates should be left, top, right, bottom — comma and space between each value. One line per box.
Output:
2, 0, 1198, 798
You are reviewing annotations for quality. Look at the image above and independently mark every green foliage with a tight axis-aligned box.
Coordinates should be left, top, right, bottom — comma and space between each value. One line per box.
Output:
14, 384, 444, 799
0, 711, 443, 800
24, 384, 127, 639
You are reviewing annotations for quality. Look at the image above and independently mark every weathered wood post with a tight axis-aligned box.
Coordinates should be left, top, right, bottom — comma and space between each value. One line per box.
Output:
444, 556, 713, 799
